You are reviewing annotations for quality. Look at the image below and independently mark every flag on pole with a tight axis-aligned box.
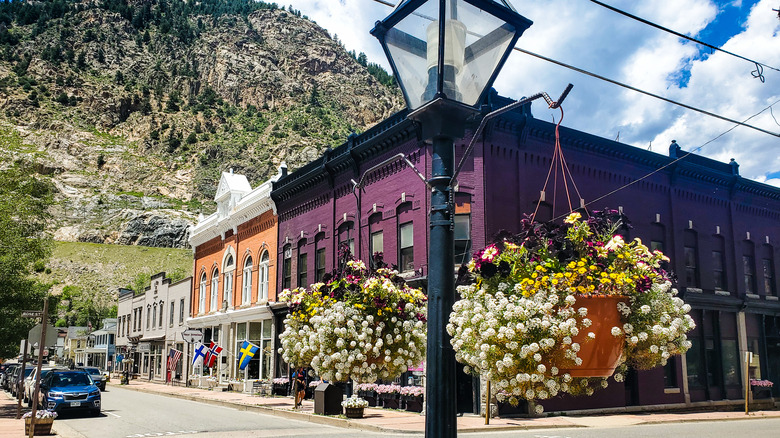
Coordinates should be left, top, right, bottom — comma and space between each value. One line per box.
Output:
237, 341, 260, 371
192, 343, 207, 366
204, 341, 223, 368
167, 349, 182, 373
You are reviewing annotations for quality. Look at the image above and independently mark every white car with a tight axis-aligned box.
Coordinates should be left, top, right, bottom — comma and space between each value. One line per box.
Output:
24, 367, 58, 406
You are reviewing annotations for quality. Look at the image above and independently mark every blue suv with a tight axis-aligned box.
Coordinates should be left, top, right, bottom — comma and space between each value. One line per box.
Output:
39, 370, 101, 416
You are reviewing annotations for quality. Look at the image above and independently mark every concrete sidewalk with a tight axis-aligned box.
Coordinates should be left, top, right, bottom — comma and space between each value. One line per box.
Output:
0, 392, 62, 438
110, 379, 780, 434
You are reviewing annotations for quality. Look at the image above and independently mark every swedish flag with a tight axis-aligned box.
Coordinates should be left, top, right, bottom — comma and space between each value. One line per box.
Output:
238, 340, 260, 371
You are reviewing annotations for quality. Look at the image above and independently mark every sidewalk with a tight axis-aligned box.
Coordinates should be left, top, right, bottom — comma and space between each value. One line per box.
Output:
111, 379, 780, 434
0, 392, 61, 438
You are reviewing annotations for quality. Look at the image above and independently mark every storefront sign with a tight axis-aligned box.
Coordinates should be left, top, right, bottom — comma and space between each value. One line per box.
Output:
182, 329, 203, 344
137, 342, 151, 353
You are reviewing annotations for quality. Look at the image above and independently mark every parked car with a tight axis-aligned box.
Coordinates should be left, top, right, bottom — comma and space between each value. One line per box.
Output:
76, 367, 106, 391
1, 363, 18, 391
11, 367, 34, 398
39, 370, 101, 416
24, 367, 59, 406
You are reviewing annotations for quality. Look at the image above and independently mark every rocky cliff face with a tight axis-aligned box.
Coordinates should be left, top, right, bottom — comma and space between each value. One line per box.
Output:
0, 0, 403, 248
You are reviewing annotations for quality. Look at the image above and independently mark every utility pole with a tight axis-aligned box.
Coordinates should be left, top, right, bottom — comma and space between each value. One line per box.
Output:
28, 298, 49, 438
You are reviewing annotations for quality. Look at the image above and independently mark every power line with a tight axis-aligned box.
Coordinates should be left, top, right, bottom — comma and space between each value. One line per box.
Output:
367, 0, 780, 138
583, 98, 780, 210
513, 45, 780, 138
588, 0, 780, 79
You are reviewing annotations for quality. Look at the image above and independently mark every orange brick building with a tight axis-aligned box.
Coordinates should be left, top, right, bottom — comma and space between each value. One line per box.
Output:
188, 167, 286, 383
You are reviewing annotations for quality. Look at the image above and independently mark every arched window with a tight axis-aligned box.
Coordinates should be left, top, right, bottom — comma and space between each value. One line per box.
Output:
242, 256, 253, 305
199, 272, 207, 313
282, 244, 292, 290
152, 304, 157, 328
297, 239, 308, 288
259, 250, 270, 301
211, 268, 219, 311
224, 254, 235, 308
158, 300, 164, 327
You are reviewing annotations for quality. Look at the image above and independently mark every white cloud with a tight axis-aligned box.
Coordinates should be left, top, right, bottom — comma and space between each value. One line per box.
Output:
288, 0, 780, 182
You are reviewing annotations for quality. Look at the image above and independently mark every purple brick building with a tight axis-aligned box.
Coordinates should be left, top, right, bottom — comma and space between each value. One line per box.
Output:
271, 92, 780, 414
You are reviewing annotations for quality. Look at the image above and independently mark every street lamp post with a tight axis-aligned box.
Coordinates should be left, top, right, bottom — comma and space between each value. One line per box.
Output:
371, 1, 532, 436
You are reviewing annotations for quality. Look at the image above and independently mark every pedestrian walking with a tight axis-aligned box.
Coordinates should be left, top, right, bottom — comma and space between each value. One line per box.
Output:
292, 367, 306, 408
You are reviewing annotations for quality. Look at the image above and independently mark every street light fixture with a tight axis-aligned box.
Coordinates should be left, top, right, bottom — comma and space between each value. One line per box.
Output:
371, 1, 532, 437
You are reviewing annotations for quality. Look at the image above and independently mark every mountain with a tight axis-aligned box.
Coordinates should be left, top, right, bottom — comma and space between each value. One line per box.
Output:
0, 0, 403, 248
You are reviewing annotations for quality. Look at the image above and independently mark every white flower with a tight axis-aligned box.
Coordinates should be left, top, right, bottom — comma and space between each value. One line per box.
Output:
611, 327, 621, 336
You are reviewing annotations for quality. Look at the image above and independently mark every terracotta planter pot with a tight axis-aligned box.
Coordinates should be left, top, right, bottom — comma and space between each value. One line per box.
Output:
557, 295, 627, 377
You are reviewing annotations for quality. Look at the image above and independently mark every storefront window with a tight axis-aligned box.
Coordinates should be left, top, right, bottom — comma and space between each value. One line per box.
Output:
721, 339, 740, 386
686, 338, 704, 388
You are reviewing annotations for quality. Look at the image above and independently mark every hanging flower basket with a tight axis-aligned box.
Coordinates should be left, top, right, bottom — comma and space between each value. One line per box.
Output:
448, 210, 696, 409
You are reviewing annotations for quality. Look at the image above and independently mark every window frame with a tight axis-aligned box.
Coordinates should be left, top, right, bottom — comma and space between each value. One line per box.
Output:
242, 255, 253, 305
399, 220, 414, 272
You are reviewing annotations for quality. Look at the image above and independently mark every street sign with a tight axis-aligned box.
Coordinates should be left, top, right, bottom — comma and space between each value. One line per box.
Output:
182, 329, 203, 344
21, 310, 43, 318
27, 324, 57, 348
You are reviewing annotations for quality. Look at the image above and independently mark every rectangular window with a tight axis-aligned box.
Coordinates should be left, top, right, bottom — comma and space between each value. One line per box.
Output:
338, 224, 354, 256
298, 252, 308, 288
454, 214, 471, 266
684, 246, 698, 287
169, 301, 174, 327
744, 256, 755, 293
763, 259, 776, 295
146, 308, 150, 329
179, 298, 185, 324
721, 339, 740, 386
159, 303, 164, 327
399, 221, 414, 272
282, 246, 292, 289
315, 247, 326, 282
713, 251, 726, 290
371, 230, 384, 256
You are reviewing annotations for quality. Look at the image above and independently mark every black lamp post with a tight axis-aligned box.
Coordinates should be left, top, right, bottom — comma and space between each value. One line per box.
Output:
371, 1, 532, 436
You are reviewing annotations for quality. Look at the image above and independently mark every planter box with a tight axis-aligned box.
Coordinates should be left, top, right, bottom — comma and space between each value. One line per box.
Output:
358, 390, 378, 407
24, 418, 54, 436
380, 395, 400, 409
272, 382, 289, 396
403, 395, 423, 412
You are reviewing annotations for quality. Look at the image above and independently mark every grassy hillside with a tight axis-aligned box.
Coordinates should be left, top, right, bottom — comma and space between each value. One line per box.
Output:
39, 241, 193, 326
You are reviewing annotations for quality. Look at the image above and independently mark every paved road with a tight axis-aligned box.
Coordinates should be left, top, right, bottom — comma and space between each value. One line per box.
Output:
53, 386, 780, 438
53, 385, 409, 438
460, 418, 780, 438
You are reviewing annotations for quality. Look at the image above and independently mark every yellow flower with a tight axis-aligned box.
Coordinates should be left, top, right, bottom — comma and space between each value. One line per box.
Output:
564, 212, 581, 224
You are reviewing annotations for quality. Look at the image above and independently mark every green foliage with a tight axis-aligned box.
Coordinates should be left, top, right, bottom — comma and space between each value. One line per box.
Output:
0, 164, 53, 358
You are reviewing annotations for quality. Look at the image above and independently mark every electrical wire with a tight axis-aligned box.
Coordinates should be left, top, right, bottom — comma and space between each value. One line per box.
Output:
366, 0, 780, 138
568, 98, 780, 218
588, 0, 779, 79
513, 45, 780, 138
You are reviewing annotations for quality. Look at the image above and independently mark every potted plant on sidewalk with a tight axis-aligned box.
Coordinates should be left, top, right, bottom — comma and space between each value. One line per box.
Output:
448, 210, 695, 412
22, 410, 57, 436
376, 383, 401, 409
342, 394, 370, 418
400, 385, 424, 412
355, 383, 379, 407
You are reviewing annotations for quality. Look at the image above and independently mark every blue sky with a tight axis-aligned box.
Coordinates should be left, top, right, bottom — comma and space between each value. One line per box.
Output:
288, 0, 780, 187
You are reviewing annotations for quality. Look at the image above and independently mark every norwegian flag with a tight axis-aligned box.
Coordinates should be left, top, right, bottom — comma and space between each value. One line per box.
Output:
204, 341, 222, 368
166, 349, 182, 373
